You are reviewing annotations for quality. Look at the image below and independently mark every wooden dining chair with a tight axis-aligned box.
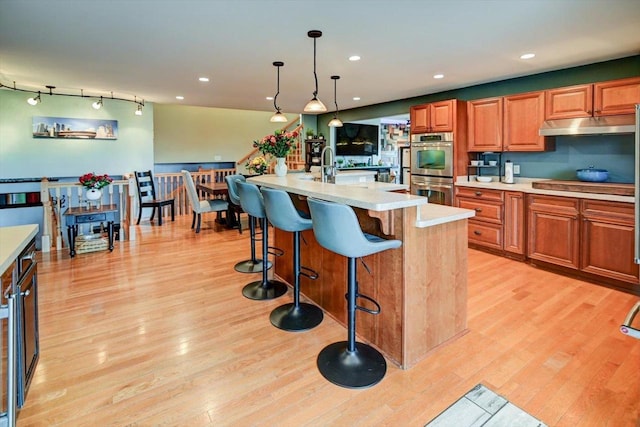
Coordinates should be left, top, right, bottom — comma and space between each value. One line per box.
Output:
134, 170, 175, 226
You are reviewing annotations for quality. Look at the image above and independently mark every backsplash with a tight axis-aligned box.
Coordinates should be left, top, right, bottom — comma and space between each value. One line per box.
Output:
502, 134, 634, 183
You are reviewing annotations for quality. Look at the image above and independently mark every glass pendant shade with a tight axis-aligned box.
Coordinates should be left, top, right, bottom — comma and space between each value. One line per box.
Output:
270, 111, 287, 122
304, 97, 327, 113
328, 116, 343, 127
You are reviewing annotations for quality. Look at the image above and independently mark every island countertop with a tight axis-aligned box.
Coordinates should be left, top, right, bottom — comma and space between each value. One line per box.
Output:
0, 224, 39, 273
248, 174, 475, 227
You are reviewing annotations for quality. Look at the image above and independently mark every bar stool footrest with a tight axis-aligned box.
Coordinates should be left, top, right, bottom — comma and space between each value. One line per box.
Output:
234, 258, 272, 274
268, 246, 284, 257
242, 279, 287, 300
270, 302, 323, 331
300, 266, 319, 280
317, 341, 387, 389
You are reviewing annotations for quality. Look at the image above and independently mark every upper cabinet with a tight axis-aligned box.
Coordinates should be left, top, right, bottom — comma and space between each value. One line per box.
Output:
545, 77, 640, 120
504, 91, 553, 152
467, 97, 502, 152
468, 92, 553, 152
410, 100, 454, 133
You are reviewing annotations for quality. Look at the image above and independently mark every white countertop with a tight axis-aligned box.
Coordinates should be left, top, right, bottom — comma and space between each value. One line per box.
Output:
456, 176, 634, 203
0, 224, 39, 274
248, 174, 476, 228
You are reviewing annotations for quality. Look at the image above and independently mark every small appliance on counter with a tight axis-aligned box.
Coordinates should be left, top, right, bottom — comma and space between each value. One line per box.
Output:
504, 160, 514, 184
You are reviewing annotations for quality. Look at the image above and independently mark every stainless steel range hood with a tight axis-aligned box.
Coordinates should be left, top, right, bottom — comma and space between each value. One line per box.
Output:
539, 114, 636, 136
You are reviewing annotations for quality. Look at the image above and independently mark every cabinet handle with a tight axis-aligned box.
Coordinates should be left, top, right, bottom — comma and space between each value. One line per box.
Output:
475, 208, 483, 212
475, 191, 482, 196
594, 110, 601, 114
587, 110, 592, 114
473, 230, 482, 235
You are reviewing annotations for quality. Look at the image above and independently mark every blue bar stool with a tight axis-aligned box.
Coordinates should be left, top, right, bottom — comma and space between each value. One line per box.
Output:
226, 174, 271, 274
261, 188, 323, 331
236, 181, 287, 300
307, 197, 402, 388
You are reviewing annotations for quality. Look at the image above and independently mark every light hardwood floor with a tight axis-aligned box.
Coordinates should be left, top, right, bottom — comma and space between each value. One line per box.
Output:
19, 215, 640, 426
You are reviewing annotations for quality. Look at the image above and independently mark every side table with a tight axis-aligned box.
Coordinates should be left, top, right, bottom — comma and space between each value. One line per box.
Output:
63, 204, 119, 257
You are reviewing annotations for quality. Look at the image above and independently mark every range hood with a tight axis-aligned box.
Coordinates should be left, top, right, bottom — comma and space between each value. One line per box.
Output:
539, 114, 636, 136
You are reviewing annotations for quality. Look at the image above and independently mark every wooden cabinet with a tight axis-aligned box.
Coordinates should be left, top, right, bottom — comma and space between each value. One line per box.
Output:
545, 77, 640, 119
468, 92, 552, 152
594, 77, 640, 116
581, 200, 638, 284
456, 187, 503, 250
503, 91, 553, 152
467, 97, 502, 152
410, 100, 454, 133
528, 195, 639, 289
527, 194, 580, 269
504, 191, 525, 255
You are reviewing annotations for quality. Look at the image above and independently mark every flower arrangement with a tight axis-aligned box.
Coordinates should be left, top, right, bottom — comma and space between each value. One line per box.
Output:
246, 156, 269, 175
253, 129, 299, 158
79, 172, 113, 189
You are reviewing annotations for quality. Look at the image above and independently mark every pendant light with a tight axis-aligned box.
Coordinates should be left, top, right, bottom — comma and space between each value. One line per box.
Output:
269, 61, 287, 123
328, 75, 343, 127
303, 30, 327, 113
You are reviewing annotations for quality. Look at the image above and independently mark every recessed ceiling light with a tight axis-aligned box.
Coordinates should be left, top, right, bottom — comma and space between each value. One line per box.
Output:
266, 96, 274, 101
520, 53, 535, 60
198, 77, 210, 82
176, 96, 184, 100
433, 74, 444, 79
353, 97, 361, 101
349, 55, 361, 61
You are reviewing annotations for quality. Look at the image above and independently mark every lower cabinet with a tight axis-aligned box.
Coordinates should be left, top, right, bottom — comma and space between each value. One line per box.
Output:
527, 194, 639, 289
456, 187, 525, 255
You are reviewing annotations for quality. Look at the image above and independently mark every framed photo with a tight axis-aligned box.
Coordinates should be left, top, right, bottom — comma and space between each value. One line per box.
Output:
33, 116, 118, 140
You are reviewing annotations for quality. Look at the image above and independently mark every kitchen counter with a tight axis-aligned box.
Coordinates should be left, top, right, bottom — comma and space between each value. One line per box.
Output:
456, 176, 634, 203
0, 225, 38, 273
249, 174, 474, 228
249, 173, 473, 369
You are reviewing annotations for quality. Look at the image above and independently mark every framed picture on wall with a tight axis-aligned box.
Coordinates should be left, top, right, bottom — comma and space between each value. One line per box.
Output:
33, 116, 118, 140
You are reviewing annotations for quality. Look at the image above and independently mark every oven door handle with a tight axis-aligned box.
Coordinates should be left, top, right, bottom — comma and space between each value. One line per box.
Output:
413, 182, 453, 190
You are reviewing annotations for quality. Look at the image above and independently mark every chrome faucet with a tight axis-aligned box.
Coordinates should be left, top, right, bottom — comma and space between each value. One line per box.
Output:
320, 146, 336, 183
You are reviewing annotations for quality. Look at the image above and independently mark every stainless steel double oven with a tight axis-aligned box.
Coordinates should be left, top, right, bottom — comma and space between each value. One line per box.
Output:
410, 132, 454, 205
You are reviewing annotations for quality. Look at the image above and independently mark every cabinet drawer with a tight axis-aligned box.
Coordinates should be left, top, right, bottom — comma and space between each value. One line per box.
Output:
468, 219, 503, 250
457, 198, 503, 224
75, 213, 107, 224
581, 199, 634, 223
455, 187, 503, 201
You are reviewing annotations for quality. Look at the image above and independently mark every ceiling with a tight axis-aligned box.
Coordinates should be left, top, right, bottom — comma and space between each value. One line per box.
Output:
1, 0, 639, 115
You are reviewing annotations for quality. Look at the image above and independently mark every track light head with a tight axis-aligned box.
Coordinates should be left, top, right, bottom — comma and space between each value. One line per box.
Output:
27, 92, 41, 106
92, 97, 103, 110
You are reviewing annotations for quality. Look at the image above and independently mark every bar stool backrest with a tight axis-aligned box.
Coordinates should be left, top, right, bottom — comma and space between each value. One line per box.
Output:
261, 187, 312, 233
236, 181, 266, 219
225, 174, 246, 206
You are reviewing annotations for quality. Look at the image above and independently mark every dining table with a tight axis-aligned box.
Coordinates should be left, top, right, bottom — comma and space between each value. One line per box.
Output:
196, 182, 238, 228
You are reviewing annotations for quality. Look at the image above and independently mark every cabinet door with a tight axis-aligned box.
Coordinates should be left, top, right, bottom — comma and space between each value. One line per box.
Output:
429, 100, 454, 132
504, 191, 525, 255
504, 91, 551, 152
545, 84, 593, 119
581, 200, 639, 284
410, 105, 429, 134
594, 77, 640, 116
527, 195, 580, 269
467, 97, 503, 152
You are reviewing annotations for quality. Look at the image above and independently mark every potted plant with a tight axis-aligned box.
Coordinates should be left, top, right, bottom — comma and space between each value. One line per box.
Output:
306, 128, 315, 140
318, 133, 324, 140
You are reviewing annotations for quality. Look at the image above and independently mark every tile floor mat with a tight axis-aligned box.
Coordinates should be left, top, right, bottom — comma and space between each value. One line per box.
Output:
425, 384, 547, 427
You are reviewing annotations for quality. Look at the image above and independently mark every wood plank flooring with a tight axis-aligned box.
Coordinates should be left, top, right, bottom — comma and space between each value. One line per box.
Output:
18, 215, 640, 426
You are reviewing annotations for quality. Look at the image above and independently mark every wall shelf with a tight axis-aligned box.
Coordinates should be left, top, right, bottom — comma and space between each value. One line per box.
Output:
467, 152, 503, 181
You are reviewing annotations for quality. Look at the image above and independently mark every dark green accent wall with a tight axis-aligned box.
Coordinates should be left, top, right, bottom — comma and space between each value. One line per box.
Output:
318, 54, 640, 129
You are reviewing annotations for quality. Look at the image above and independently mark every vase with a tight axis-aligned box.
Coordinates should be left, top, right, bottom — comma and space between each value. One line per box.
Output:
274, 157, 288, 177
85, 188, 102, 201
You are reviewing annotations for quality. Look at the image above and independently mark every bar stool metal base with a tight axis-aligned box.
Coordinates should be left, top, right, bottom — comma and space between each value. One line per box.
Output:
270, 303, 324, 332
234, 259, 272, 274
242, 279, 288, 300
317, 341, 387, 389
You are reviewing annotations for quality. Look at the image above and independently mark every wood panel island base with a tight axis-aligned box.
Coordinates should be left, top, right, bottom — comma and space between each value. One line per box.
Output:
248, 175, 475, 369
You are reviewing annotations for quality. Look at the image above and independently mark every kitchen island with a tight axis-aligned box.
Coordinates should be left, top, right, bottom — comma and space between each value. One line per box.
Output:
247, 174, 475, 369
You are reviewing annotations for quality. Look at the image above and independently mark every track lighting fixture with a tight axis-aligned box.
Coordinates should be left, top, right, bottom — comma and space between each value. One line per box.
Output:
92, 96, 103, 110
269, 61, 287, 123
1, 81, 144, 115
303, 30, 327, 113
27, 91, 41, 106
328, 76, 343, 127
